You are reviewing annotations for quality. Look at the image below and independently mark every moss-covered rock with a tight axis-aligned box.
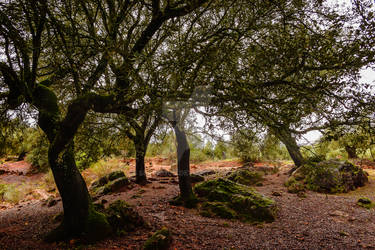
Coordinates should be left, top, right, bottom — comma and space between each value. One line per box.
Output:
169, 193, 199, 208
143, 227, 171, 250
199, 202, 236, 219
194, 178, 276, 223
83, 205, 113, 242
285, 177, 305, 194
190, 174, 205, 183
90, 171, 129, 196
108, 170, 126, 181
105, 200, 144, 235
227, 169, 264, 186
357, 197, 375, 209
287, 160, 368, 194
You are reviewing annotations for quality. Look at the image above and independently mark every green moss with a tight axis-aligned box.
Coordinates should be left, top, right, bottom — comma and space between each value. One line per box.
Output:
83, 205, 112, 242
105, 200, 144, 235
227, 169, 264, 186
194, 178, 276, 223
357, 197, 375, 209
108, 170, 125, 181
200, 202, 237, 219
169, 193, 199, 208
287, 161, 368, 194
143, 227, 171, 250
285, 178, 305, 194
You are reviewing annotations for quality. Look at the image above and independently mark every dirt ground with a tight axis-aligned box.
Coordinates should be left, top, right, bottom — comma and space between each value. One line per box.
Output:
0, 159, 375, 249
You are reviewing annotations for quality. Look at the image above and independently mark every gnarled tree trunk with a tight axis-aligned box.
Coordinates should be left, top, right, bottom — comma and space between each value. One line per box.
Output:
37, 88, 111, 242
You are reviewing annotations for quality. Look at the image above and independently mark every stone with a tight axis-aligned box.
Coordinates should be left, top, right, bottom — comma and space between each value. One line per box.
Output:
227, 169, 264, 186
195, 169, 217, 176
271, 191, 282, 197
190, 174, 205, 183
105, 200, 144, 235
194, 178, 276, 223
357, 197, 375, 209
155, 169, 176, 177
286, 160, 368, 194
143, 227, 171, 250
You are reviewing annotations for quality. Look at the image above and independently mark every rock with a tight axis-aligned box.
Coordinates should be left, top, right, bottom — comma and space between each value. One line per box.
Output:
286, 160, 368, 194
329, 210, 349, 217
90, 171, 129, 196
108, 170, 126, 181
105, 200, 144, 235
272, 191, 282, 197
195, 169, 217, 176
155, 169, 176, 177
143, 227, 171, 250
90, 171, 126, 190
227, 169, 264, 186
190, 174, 205, 183
285, 178, 305, 194
194, 178, 276, 223
357, 197, 375, 209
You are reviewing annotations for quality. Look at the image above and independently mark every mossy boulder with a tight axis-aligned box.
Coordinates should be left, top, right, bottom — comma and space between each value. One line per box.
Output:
194, 178, 276, 223
288, 160, 368, 194
357, 197, 375, 209
104, 200, 145, 235
190, 174, 205, 183
90, 171, 129, 196
285, 177, 305, 194
143, 227, 171, 250
227, 169, 264, 186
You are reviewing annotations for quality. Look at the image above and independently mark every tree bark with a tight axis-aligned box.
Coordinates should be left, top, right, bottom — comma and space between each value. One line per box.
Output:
135, 141, 147, 185
345, 145, 358, 159
36, 88, 111, 242
173, 125, 195, 205
273, 128, 304, 167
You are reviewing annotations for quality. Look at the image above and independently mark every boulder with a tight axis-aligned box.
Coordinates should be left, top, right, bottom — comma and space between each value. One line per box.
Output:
105, 200, 145, 235
227, 168, 264, 186
195, 169, 217, 176
143, 227, 171, 250
357, 197, 375, 209
190, 174, 205, 183
287, 160, 368, 194
155, 169, 176, 177
90, 171, 129, 196
194, 178, 276, 223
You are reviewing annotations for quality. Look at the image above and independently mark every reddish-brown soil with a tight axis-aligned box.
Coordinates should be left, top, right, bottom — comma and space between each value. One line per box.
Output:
0, 159, 375, 249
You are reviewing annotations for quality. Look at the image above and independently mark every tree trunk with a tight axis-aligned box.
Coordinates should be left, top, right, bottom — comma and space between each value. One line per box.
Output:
135, 142, 147, 185
37, 97, 111, 242
274, 128, 304, 167
172, 125, 196, 207
45, 142, 111, 242
345, 145, 358, 159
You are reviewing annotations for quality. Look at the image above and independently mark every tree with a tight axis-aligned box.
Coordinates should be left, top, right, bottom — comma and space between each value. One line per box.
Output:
118, 109, 162, 185
0, 0, 212, 241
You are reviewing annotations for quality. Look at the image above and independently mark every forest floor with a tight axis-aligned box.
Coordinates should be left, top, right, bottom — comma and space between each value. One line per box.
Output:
0, 158, 375, 249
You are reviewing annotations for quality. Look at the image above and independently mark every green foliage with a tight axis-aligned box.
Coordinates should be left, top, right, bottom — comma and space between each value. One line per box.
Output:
231, 129, 261, 162
24, 129, 50, 172
260, 133, 290, 161
214, 141, 228, 160
0, 183, 22, 203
